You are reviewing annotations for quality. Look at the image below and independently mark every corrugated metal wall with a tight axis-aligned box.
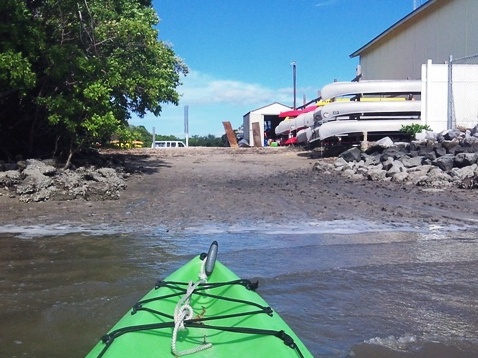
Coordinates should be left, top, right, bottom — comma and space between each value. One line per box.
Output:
359, 0, 478, 80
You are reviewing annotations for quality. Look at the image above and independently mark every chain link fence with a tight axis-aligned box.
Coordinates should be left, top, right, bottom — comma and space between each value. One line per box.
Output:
449, 54, 478, 129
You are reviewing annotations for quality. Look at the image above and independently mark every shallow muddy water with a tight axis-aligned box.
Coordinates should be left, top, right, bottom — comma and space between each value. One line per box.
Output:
1, 221, 477, 357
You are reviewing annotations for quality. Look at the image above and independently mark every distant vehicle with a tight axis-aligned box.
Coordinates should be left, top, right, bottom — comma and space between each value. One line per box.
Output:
110, 140, 144, 148
151, 140, 186, 148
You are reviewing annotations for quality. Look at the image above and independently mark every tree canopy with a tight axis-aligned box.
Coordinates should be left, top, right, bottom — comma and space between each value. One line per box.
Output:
0, 0, 188, 164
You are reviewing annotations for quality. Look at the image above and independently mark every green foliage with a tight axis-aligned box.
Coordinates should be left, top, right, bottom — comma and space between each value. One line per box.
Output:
0, 1, 41, 98
107, 128, 225, 149
188, 134, 225, 147
154, 134, 184, 142
111, 126, 140, 148
400, 124, 432, 139
0, 0, 188, 161
151, 133, 226, 147
0, 51, 36, 94
84, 112, 120, 139
109, 125, 151, 148
133, 125, 154, 147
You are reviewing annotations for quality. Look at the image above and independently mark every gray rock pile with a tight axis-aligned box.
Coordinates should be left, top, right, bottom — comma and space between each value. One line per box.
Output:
314, 126, 478, 189
0, 158, 128, 202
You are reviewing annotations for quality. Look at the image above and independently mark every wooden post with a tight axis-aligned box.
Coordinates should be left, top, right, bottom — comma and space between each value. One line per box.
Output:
222, 121, 238, 147
361, 131, 369, 151
252, 122, 262, 147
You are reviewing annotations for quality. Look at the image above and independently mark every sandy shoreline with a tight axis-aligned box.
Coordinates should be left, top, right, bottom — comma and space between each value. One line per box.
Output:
0, 147, 477, 231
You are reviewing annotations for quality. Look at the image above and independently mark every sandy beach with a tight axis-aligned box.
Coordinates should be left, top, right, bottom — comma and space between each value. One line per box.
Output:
1, 146, 477, 229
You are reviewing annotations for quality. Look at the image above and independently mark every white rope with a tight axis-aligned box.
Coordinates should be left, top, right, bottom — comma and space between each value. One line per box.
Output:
171, 259, 212, 356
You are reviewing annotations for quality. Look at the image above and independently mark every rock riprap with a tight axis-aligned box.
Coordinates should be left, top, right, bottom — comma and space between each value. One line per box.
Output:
314, 126, 478, 189
0, 158, 128, 202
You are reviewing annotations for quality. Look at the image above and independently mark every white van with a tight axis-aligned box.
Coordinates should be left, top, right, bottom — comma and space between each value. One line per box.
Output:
151, 140, 186, 148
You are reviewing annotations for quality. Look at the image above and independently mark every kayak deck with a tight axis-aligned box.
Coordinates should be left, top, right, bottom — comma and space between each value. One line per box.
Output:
86, 246, 312, 357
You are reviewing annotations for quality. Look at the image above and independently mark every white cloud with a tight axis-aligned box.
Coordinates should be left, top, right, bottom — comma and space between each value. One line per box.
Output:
315, 0, 339, 7
131, 70, 320, 136
177, 70, 293, 107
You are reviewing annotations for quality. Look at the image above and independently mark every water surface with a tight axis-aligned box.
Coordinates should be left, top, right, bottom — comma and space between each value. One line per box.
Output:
1, 221, 477, 357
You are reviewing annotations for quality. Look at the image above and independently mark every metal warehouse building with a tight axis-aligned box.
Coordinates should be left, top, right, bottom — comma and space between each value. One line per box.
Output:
350, 0, 478, 80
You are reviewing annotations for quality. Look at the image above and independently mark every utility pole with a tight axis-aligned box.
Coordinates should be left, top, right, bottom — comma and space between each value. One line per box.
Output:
291, 61, 297, 110
184, 105, 189, 147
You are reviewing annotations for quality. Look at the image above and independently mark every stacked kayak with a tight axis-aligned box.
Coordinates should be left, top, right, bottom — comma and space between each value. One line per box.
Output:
86, 241, 313, 357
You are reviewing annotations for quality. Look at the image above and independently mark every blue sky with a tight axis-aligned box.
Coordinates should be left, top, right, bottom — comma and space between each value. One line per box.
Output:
129, 0, 424, 137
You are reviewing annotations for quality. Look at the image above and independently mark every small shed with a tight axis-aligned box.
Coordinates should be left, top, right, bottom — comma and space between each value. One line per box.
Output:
243, 102, 291, 147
